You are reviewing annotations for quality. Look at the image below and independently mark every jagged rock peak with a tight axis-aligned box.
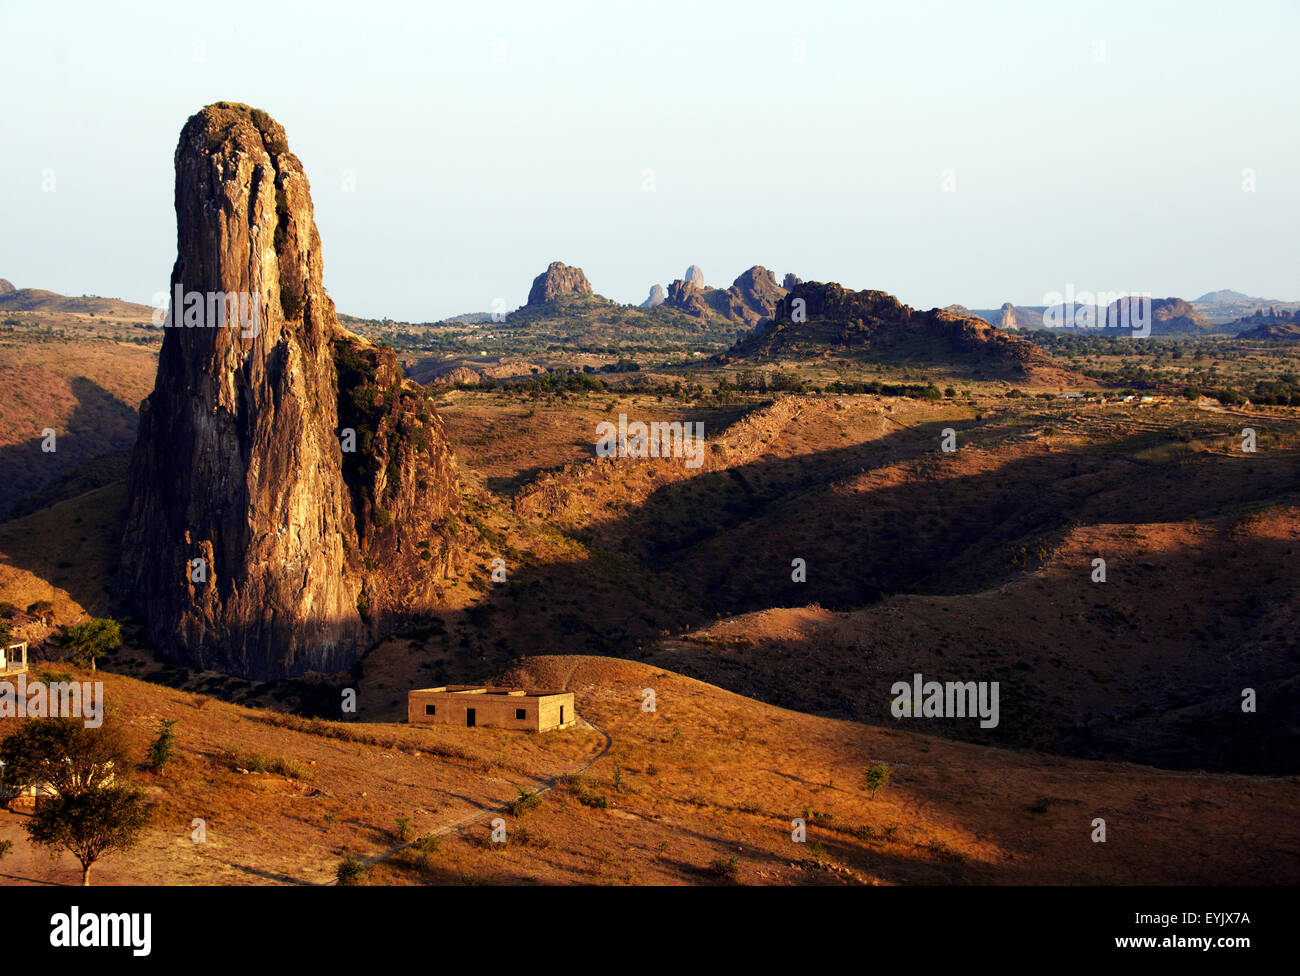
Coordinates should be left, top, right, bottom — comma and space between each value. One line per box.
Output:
641, 284, 665, 309
527, 261, 593, 305
119, 103, 463, 681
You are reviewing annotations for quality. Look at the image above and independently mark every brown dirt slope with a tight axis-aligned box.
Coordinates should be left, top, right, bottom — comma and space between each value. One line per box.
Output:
2, 656, 1295, 886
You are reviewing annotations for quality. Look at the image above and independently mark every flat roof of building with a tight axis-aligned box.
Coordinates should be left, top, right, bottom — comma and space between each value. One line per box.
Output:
410, 685, 570, 699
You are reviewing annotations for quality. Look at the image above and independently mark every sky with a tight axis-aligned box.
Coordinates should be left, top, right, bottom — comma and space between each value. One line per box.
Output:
1, 0, 1297, 321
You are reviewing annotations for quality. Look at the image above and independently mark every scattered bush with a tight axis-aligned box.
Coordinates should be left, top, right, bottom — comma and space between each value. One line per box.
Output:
336, 853, 368, 886
507, 786, 541, 816
709, 855, 740, 883
394, 816, 413, 841
864, 764, 891, 798
230, 750, 305, 779
146, 719, 177, 772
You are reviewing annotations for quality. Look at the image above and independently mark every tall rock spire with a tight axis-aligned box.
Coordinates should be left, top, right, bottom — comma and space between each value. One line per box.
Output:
120, 103, 462, 679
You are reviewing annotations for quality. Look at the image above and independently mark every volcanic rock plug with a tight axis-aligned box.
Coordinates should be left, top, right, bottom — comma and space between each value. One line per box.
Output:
120, 103, 463, 679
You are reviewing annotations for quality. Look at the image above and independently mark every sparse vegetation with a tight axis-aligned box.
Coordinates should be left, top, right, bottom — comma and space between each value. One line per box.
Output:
59, 617, 121, 671
864, 764, 891, 798
146, 719, 177, 772
336, 853, 369, 885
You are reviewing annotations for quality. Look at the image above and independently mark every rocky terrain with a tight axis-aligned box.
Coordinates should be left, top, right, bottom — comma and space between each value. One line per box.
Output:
526, 261, 594, 306
1234, 307, 1300, 339
118, 103, 464, 680
661, 265, 789, 326
727, 281, 1063, 379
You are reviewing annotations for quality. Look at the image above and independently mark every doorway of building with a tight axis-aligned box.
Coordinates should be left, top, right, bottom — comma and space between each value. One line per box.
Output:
466, 708, 476, 728
559, 706, 565, 724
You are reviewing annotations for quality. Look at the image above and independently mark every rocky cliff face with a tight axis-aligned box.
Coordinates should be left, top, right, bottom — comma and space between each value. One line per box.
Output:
527, 261, 593, 305
640, 284, 665, 309
0, 278, 15, 295
716, 266, 786, 326
664, 277, 713, 318
663, 266, 787, 325
119, 103, 463, 680
1145, 297, 1212, 335
997, 302, 1020, 330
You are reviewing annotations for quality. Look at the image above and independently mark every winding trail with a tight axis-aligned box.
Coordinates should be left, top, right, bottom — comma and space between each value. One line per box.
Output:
314, 686, 611, 885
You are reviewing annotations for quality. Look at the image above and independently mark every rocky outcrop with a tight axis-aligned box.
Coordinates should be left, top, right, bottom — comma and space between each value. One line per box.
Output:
640, 284, 665, 309
730, 280, 1056, 375
663, 266, 787, 325
783, 273, 802, 291
711, 266, 786, 326
0, 279, 15, 295
1145, 297, 1212, 335
997, 302, 1020, 330
119, 103, 463, 680
684, 265, 705, 288
1234, 306, 1300, 339
527, 261, 593, 306
665, 277, 713, 318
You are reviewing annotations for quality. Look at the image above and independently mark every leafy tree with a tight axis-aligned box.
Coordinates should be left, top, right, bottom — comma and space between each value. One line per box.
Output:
60, 618, 121, 671
0, 719, 128, 797
26, 785, 149, 886
26, 600, 55, 625
864, 763, 891, 798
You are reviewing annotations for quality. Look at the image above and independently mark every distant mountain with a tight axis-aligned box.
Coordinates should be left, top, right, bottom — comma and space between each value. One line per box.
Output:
1195, 289, 1271, 304
974, 297, 1215, 336
1240, 322, 1300, 340
1192, 290, 1300, 327
661, 265, 789, 326
527, 261, 594, 306
0, 286, 156, 318
725, 281, 1061, 378
1234, 307, 1300, 339
1145, 297, 1214, 335
496, 261, 747, 348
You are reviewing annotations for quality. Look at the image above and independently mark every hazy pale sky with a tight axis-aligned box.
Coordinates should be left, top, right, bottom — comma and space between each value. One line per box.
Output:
1, 0, 1297, 320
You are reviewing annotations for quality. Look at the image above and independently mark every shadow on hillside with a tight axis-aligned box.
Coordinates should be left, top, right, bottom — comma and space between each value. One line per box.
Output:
0, 376, 139, 519
41, 397, 1297, 774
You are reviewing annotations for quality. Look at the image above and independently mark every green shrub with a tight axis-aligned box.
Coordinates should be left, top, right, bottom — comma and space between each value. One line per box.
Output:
710, 855, 740, 883
507, 786, 541, 816
147, 719, 177, 772
336, 853, 368, 886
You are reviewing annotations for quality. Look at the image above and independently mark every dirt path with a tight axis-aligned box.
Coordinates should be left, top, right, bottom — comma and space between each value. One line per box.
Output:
315, 711, 612, 885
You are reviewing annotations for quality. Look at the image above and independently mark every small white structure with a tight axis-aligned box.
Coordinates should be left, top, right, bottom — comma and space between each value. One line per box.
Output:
0, 641, 27, 674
